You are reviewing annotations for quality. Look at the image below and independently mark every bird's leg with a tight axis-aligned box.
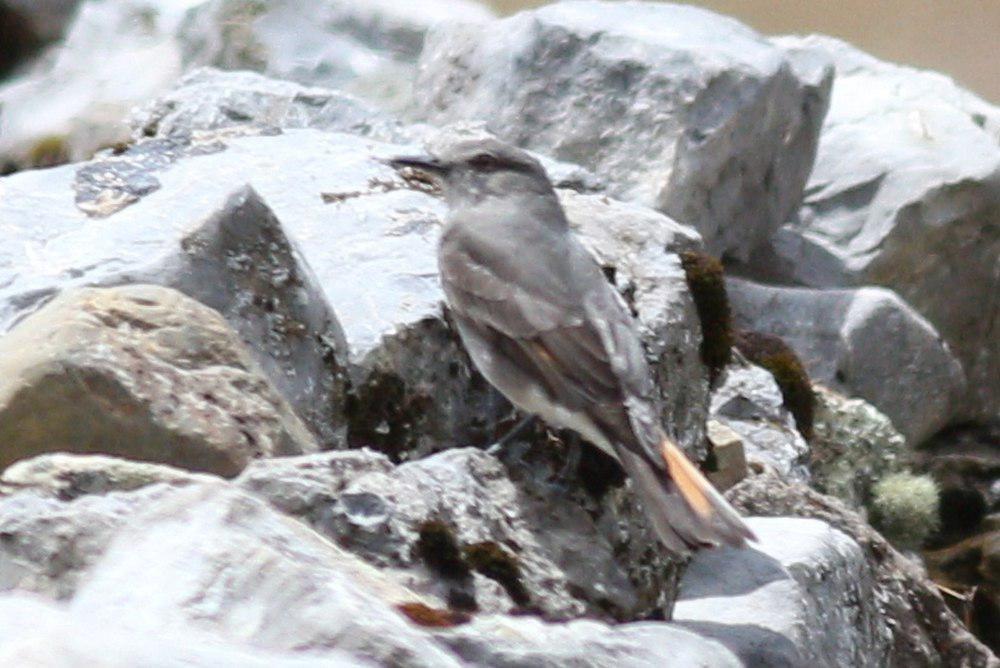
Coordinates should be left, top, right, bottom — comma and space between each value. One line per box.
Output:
554, 431, 582, 483
486, 415, 537, 455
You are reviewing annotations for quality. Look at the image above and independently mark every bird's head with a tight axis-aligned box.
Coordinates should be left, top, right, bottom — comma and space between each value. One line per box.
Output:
388, 136, 553, 206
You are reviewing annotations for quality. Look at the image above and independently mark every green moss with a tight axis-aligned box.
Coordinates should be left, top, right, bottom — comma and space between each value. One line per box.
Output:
396, 602, 470, 628
416, 520, 471, 579
680, 251, 733, 382
734, 330, 815, 440
463, 541, 531, 607
27, 135, 70, 169
870, 472, 940, 550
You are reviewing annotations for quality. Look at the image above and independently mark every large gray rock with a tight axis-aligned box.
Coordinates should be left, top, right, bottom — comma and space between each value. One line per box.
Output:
236, 449, 394, 520
129, 67, 421, 145
0, 125, 708, 459
2, 178, 347, 448
412, 0, 832, 259
0, 594, 368, 667
177, 0, 494, 110
747, 35, 1000, 420
674, 517, 890, 667
727, 277, 966, 444
0, 285, 318, 476
71, 482, 462, 667
710, 357, 810, 481
435, 615, 741, 667
0, 452, 213, 500
243, 447, 680, 622
0, 0, 494, 170
0, 477, 195, 599
728, 471, 999, 666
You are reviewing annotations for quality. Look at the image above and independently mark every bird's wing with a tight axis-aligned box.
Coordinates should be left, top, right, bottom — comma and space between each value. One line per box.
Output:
440, 216, 756, 550
438, 217, 657, 448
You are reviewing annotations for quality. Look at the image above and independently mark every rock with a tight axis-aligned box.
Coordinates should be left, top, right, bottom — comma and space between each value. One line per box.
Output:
3, 179, 349, 449
809, 385, 908, 512
0, 0, 495, 171
0, 125, 708, 459
704, 420, 748, 492
0, 593, 368, 667
178, 0, 494, 111
434, 615, 741, 667
71, 482, 462, 667
412, 0, 832, 259
0, 284, 318, 476
236, 449, 394, 520
727, 277, 966, 445
129, 67, 420, 145
710, 357, 810, 481
0, 482, 189, 599
745, 35, 1000, 420
0, 0, 191, 170
727, 470, 1000, 666
0, 453, 212, 499
278, 447, 678, 621
674, 517, 890, 667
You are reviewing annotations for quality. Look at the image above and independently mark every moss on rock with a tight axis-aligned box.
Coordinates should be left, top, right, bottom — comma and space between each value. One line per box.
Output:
680, 250, 732, 382
734, 329, 815, 440
463, 541, 531, 607
809, 385, 907, 511
415, 520, 470, 580
27, 135, 70, 169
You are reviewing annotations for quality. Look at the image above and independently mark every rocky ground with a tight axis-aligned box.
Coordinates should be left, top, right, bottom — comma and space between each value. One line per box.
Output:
0, 1, 997, 666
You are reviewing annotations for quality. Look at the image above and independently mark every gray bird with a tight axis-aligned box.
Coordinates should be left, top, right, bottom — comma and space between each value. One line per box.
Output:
390, 136, 755, 552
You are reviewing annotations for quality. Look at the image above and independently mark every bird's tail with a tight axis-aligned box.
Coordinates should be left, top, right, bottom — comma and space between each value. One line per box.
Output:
615, 434, 756, 553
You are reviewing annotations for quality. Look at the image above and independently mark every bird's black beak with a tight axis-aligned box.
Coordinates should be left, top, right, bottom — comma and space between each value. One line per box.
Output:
386, 155, 450, 176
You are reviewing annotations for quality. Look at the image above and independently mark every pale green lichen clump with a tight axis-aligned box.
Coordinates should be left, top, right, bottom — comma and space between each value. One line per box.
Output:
870, 472, 940, 550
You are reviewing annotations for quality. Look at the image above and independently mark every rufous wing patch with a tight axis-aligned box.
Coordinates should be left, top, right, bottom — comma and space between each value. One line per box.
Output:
661, 437, 714, 519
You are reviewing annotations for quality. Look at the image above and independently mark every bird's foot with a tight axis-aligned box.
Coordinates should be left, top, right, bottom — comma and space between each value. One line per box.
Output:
484, 415, 537, 457
547, 432, 582, 490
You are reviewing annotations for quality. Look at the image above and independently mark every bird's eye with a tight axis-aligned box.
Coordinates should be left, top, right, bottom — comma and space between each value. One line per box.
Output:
468, 154, 503, 171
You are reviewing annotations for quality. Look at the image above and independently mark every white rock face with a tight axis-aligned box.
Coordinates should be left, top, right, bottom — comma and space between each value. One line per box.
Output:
749, 35, 1000, 420
727, 277, 967, 444
0, 593, 366, 667
436, 615, 742, 667
71, 483, 462, 667
674, 517, 891, 667
412, 0, 832, 260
